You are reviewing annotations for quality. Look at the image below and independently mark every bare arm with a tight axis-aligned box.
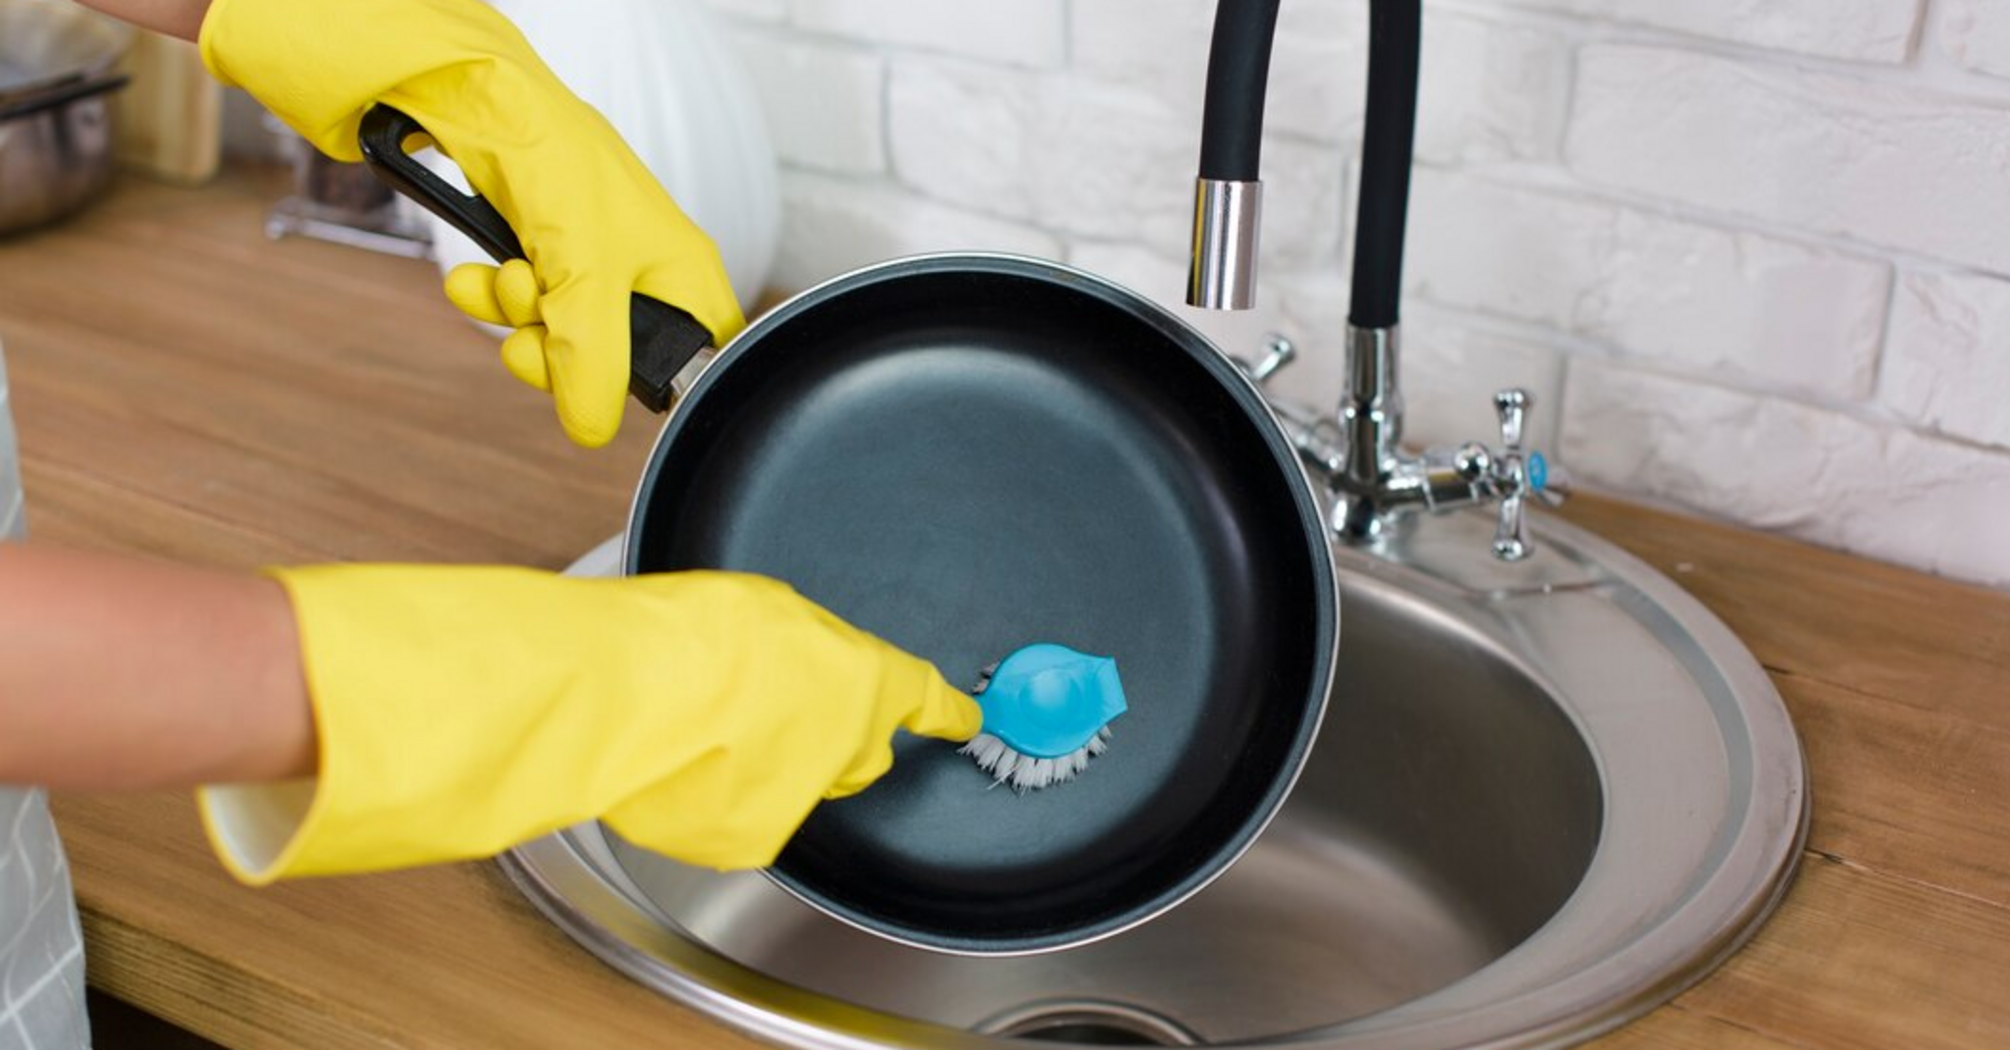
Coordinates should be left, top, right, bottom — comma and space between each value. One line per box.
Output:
72, 0, 210, 41
0, 544, 314, 790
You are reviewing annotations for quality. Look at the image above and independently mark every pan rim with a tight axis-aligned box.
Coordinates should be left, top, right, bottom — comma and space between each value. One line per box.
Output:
620, 251, 1340, 956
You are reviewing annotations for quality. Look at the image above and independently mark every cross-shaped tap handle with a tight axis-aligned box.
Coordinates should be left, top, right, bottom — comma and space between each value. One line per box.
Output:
1491, 388, 1535, 562
1248, 334, 1297, 385
1495, 388, 1529, 451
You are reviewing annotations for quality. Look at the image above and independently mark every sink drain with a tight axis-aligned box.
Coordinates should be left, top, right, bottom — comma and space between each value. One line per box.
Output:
982, 1002, 1201, 1047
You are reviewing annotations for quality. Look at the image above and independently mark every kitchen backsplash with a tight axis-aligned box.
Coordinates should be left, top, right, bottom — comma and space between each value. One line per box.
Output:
701, 0, 2010, 589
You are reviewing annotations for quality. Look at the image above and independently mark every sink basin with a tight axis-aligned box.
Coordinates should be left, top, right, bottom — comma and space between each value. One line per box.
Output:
506, 509, 1807, 1050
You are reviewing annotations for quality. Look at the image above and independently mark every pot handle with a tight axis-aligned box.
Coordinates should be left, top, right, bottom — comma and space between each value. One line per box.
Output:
0, 74, 129, 123
356, 104, 710, 414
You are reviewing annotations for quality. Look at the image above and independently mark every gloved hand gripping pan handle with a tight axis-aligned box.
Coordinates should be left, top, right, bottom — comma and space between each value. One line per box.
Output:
357, 104, 711, 414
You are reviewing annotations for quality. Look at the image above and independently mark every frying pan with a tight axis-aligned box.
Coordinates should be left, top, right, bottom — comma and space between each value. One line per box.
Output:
360, 105, 1340, 955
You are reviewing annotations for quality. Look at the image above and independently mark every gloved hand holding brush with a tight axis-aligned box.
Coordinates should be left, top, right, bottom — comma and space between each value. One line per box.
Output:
200, 564, 983, 878
199, 0, 746, 447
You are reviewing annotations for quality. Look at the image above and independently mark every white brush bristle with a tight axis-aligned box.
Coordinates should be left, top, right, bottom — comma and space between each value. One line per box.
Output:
959, 726, 1113, 792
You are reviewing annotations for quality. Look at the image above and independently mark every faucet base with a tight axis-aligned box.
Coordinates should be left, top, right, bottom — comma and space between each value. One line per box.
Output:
1331, 490, 1391, 543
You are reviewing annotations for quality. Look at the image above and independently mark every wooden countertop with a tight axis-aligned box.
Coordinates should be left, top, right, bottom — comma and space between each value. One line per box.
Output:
2, 171, 2005, 1050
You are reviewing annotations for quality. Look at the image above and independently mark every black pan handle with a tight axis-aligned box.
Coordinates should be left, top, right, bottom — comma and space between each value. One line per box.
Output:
0, 74, 129, 123
356, 104, 711, 414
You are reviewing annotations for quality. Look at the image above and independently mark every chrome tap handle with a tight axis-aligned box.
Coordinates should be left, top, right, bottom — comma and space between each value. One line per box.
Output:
1238, 333, 1298, 386
1494, 388, 1528, 451
1501, 386, 1568, 508
1494, 491, 1529, 561
1490, 388, 1536, 561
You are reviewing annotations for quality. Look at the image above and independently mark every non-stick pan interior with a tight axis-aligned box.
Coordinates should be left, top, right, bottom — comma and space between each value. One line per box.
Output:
629, 257, 1335, 953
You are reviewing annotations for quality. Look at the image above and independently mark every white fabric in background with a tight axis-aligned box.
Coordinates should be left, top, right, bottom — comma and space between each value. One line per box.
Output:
425, 0, 782, 331
0, 791, 87, 1050
0, 339, 91, 1049
0, 343, 20, 546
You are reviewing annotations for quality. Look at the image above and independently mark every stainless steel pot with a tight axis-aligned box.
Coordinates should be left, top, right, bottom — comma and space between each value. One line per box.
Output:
0, 0, 133, 236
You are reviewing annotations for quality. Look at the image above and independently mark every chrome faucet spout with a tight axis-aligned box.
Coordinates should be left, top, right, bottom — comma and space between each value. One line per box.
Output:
1186, 0, 1419, 325
1186, 0, 1279, 310
1193, 0, 1564, 559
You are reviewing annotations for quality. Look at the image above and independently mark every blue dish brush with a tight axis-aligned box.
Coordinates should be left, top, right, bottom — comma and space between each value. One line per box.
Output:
960, 643, 1129, 791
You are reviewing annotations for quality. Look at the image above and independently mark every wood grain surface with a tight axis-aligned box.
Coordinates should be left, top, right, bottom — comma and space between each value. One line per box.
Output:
2, 170, 2005, 1050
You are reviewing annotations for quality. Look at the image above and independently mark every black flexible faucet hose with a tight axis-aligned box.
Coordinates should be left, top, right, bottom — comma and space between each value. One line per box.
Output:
1197, 0, 1282, 182
1350, 0, 1421, 329
1194, 0, 1422, 329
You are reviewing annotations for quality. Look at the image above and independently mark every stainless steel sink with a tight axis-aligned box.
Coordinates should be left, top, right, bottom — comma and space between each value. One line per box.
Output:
507, 509, 1806, 1050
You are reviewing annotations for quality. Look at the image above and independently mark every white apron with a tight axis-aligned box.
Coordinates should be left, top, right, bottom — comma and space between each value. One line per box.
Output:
0, 337, 91, 1049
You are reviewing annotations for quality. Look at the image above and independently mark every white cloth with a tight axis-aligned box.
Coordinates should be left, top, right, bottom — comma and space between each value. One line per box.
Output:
0, 339, 91, 1049
0, 791, 87, 1050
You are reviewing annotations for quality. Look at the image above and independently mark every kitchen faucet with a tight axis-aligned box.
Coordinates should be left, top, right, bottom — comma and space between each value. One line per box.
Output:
1188, 0, 1561, 560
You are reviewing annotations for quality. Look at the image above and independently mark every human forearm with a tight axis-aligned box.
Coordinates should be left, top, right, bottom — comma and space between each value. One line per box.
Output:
71, 0, 209, 40
0, 544, 313, 789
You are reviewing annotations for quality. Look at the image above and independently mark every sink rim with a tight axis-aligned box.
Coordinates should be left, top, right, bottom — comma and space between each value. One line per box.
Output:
502, 513, 1809, 1050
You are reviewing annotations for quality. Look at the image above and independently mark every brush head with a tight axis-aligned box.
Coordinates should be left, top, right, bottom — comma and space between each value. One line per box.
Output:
960, 643, 1127, 791
960, 726, 1114, 791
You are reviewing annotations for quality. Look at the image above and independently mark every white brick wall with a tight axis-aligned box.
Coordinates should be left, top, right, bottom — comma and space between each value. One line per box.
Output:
1417, 15, 1570, 163
1067, 4, 1569, 159
1564, 362, 2010, 588
702, 0, 786, 23
1884, 271, 2010, 450
792, 0, 1065, 68
700, 0, 2010, 590
1941, 0, 2010, 80
730, 29, 886, 174
1567, 46, 2010, 275
1408, 171, 1891, 400
772, 172, 1063, 292
887, 58, 1345, 262
1070, 0, 1355, 143
1491, 0, 1923, 63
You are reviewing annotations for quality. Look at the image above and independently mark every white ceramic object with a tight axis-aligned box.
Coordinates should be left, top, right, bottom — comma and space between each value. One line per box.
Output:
421, 0, 781, 337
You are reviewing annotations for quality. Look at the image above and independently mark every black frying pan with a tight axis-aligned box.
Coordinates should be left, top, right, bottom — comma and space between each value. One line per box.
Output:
360, 105, 1339, 956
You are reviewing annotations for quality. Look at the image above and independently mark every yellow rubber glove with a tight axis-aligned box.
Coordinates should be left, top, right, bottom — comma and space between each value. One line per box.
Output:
199, 0, 746, 447
197, 567, 981, 882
